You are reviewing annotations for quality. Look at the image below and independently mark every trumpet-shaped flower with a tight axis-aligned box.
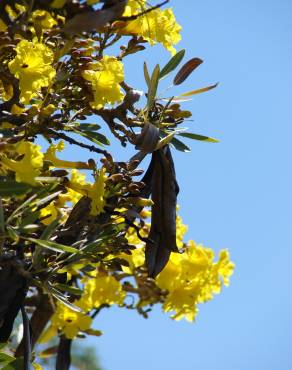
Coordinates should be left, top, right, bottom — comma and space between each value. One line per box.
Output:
77, 272, 126, 312
68, 167, 107, 216
44, 141, 91, 169
82, 56, 124, 110
8, 39, 56, 104
51, 303, 92, 339
40, 169, 85, 225
1, 141, 43, 185
119, 0, 182, 55
32, 10, 57, 29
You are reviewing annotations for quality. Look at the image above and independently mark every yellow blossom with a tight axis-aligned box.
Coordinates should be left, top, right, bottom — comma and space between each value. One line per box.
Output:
40, 169, 84, 225
118, 0, 182, 55
87, 0, 100, 4
50, 0, 67, 8
1, 141, 43, 185
77, 272, 126, 311
82, 56, 124, 110
51, 303, 92, 339
32, 10, 57, 29
0, 19, 7, 32
68, 167, 107, 216
156, 240, 235, 321
8, 39, 56, 104
4, 3, 26, 21
44, 141, 91, 169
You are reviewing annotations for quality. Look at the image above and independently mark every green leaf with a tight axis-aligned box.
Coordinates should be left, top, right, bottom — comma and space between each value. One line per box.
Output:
155, 132, 175, 150
180, 83, 218, 97
48, 285, 83, 313
147, 64, 160, 110
26, 237, 80, 254
78, 123, 101, 131
19, 210, 40, 229
2, 357, 23, 370
33, 217, 61, 268
143, 61, 151, 87
0, 180, 33, 197
173, 57, 203, 86
0, 352, 15, 363
171, 137, 191, 152
54, 283, 83, 296
159, 49, 185, 80
178, 132, 219, 143
33, 191, 62, 209
40, 218, 61, 241
74, 129, 110, 146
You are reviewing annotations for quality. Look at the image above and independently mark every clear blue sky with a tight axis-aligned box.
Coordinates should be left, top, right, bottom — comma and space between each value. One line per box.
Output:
74, 1, 292, 369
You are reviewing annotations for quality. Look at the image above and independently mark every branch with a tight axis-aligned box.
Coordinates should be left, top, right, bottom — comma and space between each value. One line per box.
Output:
46, 129, 113, 160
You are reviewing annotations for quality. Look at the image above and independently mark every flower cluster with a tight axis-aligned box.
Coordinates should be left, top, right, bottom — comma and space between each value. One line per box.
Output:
8, 39, 56, 104
82, 56, 125, 110
119, 0, 182, 54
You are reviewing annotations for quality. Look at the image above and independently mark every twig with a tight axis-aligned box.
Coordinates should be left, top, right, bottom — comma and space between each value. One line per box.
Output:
46, 128, 112, 160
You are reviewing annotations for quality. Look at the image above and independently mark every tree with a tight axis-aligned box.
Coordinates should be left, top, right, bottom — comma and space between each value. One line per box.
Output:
0, 1, 234, 369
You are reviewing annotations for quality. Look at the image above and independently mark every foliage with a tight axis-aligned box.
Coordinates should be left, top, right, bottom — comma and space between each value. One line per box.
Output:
0, 1, 234, 369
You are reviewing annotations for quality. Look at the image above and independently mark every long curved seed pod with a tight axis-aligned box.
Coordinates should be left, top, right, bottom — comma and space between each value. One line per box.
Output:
145, 146, 179, 277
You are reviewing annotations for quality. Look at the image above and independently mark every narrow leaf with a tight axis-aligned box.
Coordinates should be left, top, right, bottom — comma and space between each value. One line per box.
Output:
178, 132, 219, 143
159, 49, 185, 80
147, 64, 160, 110
0, 181, 32, 196
171, 137, 191, 152
143, 62, 150, 87
79, 123, 101, 131
180, 82, 218, 97
73, 128, 109, 146
34, 191, 63, 208
54, 284, 83, 296
47, 285, 83, 313
155, 132, 175, 150
173, 57, 203, 85
27, 237, 80, 254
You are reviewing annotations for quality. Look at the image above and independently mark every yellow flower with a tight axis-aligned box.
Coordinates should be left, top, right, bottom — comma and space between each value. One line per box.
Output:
4, 3, 26, 21
50, 0, 67, 8
68, 167, 107, 216
8, 39, 56, 104
87, 0, 100, 4
118, 0, 182, 55
77, 272, 126, 312
0, 19, 7, 32
156, 240, 235, 321
51, 303, 92, 339
44, 140, 91, 169
32, 10, 57, 29
1, 141, 43, 185
39, 169, 84, 225
82, 56, 124, 110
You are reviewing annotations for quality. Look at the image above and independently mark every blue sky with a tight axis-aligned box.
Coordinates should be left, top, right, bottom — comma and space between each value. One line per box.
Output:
74, 1, 292, 369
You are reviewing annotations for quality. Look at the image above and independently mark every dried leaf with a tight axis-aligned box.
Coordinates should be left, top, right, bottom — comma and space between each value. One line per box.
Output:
173, 57, 203, 85
63, 1, 127, 35
180, 82, 218, 97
